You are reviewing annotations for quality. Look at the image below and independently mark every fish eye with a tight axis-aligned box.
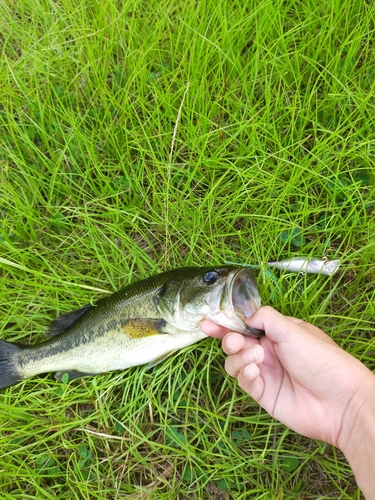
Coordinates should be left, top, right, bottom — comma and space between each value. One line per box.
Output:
203, 270, 219, 285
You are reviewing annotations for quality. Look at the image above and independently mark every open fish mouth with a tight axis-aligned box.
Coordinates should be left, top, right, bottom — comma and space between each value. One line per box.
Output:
229, 268, 264, 338
210, 267, 264, 338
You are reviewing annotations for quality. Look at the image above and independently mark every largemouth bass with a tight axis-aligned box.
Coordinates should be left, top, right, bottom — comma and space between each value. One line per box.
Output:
0, 266, 263, 390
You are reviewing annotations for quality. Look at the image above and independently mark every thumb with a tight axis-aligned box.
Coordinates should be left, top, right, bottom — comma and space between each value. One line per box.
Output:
247, 306, 337, 347
246, 306, 300, 343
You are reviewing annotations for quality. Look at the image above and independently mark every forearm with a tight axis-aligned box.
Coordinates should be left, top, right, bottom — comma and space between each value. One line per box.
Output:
340, 372, 375, 500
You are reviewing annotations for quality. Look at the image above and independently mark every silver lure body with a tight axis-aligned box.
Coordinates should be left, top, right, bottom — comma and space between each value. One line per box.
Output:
267, 257, 340, 275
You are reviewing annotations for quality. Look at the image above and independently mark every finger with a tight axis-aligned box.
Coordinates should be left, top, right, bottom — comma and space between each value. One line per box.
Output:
284, 316, 308, 325
245, 306, 294, 342
224, 344, 264, 377
200, 320, 231, 339
237, 363, 264, 402
222, 332, 245, 354
285, 316, 337, 346
222, 332, 260, 354
246, 306, 330, 345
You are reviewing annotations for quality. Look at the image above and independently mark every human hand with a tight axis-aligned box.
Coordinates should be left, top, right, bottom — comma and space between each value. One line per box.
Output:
201, 306, 375, 451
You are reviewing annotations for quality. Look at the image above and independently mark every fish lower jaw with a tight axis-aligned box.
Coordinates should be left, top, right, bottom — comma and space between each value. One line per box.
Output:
209, 311, 247, 333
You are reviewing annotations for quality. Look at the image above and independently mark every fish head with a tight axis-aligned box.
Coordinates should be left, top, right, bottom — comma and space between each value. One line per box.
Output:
154, 266, 263, 338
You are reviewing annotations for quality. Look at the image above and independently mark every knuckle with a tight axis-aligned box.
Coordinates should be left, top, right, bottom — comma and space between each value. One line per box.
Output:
260, 305, 274, 314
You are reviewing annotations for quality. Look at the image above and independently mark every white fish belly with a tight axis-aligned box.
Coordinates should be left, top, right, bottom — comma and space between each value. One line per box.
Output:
90, 330, 208, 373
22, 329, 208, 378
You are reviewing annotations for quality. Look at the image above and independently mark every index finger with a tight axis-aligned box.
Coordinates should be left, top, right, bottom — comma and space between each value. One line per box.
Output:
200, 320, 232, 339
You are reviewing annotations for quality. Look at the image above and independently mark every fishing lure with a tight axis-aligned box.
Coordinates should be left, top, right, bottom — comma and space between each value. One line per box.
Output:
226, 257, 340, 276
267, 257, 340, 276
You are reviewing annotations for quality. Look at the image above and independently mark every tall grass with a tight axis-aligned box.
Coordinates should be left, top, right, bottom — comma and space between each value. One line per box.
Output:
0, 0, 374, 497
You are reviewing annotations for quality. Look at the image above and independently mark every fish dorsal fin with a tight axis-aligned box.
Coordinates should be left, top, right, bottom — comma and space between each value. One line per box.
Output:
122, 318, 168, 338
48, 304, 93, 337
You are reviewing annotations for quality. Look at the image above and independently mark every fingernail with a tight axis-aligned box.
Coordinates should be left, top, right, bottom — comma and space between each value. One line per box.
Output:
243, 364, 252, 379
225, 334, 236, 353
243, 347, 259, 363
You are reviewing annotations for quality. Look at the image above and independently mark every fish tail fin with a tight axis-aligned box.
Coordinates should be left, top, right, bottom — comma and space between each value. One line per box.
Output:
0, 340, 22, 390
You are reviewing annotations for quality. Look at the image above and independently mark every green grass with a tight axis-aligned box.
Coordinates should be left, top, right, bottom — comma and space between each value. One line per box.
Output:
0, 0, 374, 497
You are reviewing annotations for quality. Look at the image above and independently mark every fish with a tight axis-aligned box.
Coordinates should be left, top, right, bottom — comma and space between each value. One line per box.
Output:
267, 257, 340, 275
0, 266, 263, 390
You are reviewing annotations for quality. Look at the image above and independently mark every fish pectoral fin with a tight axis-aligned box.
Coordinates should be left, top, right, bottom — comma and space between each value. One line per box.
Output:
147, 349, 179, 369
54, 370, 98, 382
48, 304, 93, 337
122, 318, 168, 338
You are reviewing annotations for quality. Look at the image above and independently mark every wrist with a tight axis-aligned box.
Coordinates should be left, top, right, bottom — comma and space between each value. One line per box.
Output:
339, 369, 375, 499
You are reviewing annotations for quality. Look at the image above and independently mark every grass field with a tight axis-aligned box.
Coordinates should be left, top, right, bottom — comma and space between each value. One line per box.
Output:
0, 0, 375, 498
